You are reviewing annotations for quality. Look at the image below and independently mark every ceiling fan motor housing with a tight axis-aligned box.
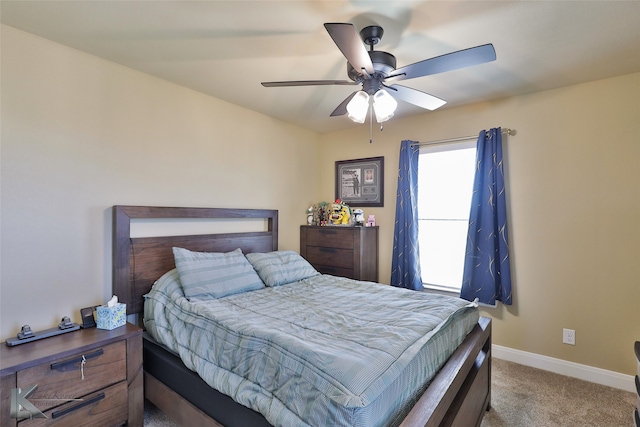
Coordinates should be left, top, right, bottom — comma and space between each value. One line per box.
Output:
347, 50, 397, 83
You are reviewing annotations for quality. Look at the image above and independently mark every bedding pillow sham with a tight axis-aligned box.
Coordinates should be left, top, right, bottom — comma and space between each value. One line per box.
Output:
172, 247, 264, 300
245, 250, 319, 287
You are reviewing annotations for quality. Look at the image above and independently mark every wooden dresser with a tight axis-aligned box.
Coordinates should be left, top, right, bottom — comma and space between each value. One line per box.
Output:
0, 323, 142, 427
635, 341, 639, 427
300, 225, 378, 282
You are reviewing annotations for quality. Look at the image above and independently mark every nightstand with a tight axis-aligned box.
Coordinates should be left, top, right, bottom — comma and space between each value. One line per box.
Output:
0, 323, 142, 427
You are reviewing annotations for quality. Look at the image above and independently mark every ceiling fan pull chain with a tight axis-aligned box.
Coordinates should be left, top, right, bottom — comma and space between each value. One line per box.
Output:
370, 103, 373, 143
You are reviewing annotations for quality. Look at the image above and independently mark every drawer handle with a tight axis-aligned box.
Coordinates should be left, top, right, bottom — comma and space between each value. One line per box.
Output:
51, 392, 105, 419
50, 349, 104, 370
319, 247, 336, 253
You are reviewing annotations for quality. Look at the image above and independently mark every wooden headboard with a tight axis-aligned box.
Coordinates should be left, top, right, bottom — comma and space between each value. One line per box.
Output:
112, 206, 279, 315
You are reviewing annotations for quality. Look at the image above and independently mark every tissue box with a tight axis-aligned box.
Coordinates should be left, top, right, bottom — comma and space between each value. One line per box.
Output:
96, 303, 126, 330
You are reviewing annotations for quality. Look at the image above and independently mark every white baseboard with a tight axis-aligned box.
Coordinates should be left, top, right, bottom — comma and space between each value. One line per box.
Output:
492, 344, 635, 393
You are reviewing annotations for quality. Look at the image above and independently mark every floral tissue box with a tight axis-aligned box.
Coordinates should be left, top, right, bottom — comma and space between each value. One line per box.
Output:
96, 303, 126, 330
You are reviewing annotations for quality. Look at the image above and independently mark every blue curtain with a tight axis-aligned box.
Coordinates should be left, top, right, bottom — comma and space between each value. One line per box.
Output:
460, 128, 513, 305
391, 140, 423, 290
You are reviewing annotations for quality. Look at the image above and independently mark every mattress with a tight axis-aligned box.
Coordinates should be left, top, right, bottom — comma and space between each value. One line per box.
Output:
144, 272, 479, 427
143, 331, 272, 426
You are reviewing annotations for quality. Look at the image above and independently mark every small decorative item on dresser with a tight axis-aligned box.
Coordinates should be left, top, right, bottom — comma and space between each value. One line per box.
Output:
366, 215, 376, 227
330, 199, 351, 225
306, 206, 314, 225
312, 201, 330, 226
353, 209, 365, 226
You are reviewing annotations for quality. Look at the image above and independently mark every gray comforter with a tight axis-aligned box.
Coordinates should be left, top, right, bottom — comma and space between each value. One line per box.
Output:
144, 271, 479, 427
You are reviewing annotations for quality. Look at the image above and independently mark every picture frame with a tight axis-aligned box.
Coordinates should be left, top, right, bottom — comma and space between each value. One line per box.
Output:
335, 156, 384, 207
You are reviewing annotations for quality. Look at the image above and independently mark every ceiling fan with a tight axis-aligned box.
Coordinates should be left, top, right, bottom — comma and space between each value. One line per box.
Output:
262, 23, 496, 124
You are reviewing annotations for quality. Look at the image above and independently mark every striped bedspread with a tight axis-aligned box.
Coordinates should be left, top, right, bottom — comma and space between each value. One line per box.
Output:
144, 272, 479, 427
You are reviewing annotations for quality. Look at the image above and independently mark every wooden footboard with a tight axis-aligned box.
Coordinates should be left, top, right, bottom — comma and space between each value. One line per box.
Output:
401, 316, 492, 427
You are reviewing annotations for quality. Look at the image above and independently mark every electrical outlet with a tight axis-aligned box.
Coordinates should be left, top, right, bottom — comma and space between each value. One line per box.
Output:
563, 328, 576, 345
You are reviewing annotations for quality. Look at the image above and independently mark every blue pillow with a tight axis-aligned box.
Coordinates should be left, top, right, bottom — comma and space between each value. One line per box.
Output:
245, 250, 319, 287
172, 247, 264, 299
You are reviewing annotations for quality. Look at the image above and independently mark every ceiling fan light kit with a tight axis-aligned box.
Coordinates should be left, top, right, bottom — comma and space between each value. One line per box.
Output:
261, 22, 496, 126
346, 91, 369, 123
346, 88, 397, 124
372, 89, 397, 123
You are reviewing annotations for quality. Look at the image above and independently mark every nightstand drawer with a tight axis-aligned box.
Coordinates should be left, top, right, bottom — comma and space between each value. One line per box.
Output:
305, 246, 354, 269
17, 341, 126, 406
18, 380, 128, 427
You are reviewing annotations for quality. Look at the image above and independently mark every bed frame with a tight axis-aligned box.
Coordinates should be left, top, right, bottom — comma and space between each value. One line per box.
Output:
112, 205, 491, 427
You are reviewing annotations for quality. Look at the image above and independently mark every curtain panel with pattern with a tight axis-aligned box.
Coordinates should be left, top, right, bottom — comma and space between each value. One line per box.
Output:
460, 128, 513, 305
390, 140, 423, 290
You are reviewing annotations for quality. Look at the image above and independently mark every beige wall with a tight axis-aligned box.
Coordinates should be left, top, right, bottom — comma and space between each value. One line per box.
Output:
2, 23, 639, 378
319, 72, 640, 376
0, 25, 320, 338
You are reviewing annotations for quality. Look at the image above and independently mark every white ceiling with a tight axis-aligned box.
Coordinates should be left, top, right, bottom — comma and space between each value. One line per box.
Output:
2, 1, 640, 134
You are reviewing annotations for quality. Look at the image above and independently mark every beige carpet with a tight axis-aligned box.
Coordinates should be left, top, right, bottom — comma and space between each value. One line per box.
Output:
144, 358, 637, 426
482, 358, 636, 427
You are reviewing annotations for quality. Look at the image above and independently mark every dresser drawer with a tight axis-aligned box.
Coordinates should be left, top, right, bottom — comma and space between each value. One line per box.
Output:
305, 246, 354, 269
304, 227, 354, 249
17, 341, 126, 407
18, 380, 128, 427
314, 265, 354, 278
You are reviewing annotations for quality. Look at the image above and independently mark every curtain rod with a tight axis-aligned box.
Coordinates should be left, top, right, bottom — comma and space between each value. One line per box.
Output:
411, 128, 515, 148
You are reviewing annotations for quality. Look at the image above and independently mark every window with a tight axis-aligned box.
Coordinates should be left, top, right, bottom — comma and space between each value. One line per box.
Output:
418, 142, 476, 293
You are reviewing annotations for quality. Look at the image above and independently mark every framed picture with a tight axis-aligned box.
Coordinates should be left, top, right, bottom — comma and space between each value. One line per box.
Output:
335, 156, 384, 207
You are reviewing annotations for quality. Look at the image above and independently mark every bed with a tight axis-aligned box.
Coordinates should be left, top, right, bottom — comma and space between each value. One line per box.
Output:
112, 205, 491, 427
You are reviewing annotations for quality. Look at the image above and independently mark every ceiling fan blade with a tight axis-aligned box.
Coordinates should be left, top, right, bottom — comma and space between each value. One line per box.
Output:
388, 85, 447, 111
262, 80, 357, 87
324, 23, 374, 76
330, 91, 359, 117
388, 44, 496, 82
